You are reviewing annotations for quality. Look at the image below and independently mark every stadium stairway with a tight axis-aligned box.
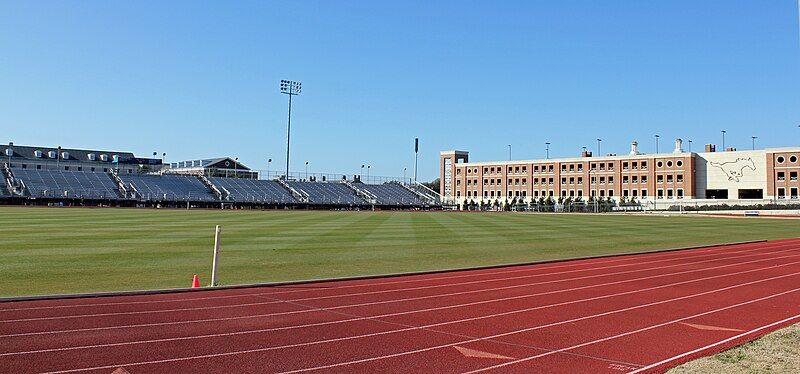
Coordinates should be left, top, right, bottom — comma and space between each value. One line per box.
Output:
343, 180, 377, 205
277, 178, 310, 203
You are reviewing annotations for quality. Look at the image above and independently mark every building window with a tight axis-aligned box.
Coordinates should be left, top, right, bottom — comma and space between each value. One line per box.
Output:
777, 156, 785, 164
623, 176, 629, 184
561, 177, 567, 185
677, 174, 684, 183
641, 176, 648, 183
657, 189, 664, 199
792, 188, 798, 199
778, 172, 785, 181
608, 189, 614, 197
666, 160, 673, 167
667, 175, 674, 183
657, 161, 663, 168
632, 175, 638, 183
676, 160, 683, 167
600, 176, 605, 184
632, 189, 638, 197
623, 189, 629, 197
791, 155, 798, 163
641, 161, 648, 170
667, 189, 674, 199
657, 175, 664, 183
778, 188, 785, 198
608, 176, 614, 184
590, 163, 597, 170
791, 172, 798, 181
608, 163, 614, 171
623, 162, 629, 170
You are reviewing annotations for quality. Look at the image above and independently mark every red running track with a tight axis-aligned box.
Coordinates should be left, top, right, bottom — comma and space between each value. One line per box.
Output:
2, 239, 800, 374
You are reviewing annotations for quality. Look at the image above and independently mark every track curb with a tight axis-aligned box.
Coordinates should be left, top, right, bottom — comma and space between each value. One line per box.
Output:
0, 239, 769, 303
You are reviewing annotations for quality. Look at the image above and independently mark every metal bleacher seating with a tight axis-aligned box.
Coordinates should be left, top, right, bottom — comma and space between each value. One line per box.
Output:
209, 178, 297, 204
288, 181, 368, 205
359, 183, 427, 206
119, 174, 216, 202
12, 168, 120, 200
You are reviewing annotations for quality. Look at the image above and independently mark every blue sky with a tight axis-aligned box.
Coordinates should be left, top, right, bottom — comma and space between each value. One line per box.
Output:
1, 1, 799, 181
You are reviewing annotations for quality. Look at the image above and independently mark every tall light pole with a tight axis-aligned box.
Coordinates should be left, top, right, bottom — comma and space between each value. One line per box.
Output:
654, 135, 660, 153
305, 161, 309, 180
234, 157, 239, 178
751, 136, 757, 150
403, 167, 407, 182
413, 138, 419, 182
267, 158, 272, 179
596, 138, 602, 156
545, 142, 550, 159
280, 79, 302, 179
361, 164, 365, 180
687, 140, 692, 152
722, 130, 726, 151
367, 165, 371, 182
508, 144, 512, 161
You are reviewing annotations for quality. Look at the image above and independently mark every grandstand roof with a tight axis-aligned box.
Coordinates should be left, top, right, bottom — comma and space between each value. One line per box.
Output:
2, 143, 158, 165
169, 157, 251, 170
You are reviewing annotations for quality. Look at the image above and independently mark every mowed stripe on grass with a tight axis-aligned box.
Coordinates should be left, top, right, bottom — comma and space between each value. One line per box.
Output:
0, 206, 798, 297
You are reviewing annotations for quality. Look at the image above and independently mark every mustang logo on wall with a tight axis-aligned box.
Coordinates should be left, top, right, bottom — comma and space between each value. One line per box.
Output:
709, 157, 756, 182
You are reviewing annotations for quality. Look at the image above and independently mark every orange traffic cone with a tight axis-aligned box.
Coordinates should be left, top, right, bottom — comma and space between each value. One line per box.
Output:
191, 274, 200, 288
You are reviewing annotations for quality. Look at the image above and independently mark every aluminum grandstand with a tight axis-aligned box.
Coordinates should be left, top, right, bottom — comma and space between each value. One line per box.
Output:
1, 143, 440, 209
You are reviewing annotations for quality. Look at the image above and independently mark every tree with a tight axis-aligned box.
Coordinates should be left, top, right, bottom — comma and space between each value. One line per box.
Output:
420, 178, 439, 191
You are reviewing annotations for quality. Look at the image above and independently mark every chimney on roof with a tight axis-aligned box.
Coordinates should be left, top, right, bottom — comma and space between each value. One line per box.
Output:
581, 150, 592, 157
705, 144, 716, 152
674, 138, 683, 153
630, 141, 640, 155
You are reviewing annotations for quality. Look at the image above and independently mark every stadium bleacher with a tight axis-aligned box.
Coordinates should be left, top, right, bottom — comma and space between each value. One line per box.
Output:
359, 183, 428, 206
1, 168, 439, 208
287, 181, 367, 205
119, 174, 217, 202
209, 177, 297, 204
12, 168, 120, 200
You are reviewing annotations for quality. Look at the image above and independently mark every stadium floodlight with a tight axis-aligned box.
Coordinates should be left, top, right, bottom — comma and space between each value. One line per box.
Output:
280, 79, 302, 179
545, 142, 550, 159
267, 158, 272, 179
596, 138, 602, 156
722, 130, 727, 150
654, 135, 660, 153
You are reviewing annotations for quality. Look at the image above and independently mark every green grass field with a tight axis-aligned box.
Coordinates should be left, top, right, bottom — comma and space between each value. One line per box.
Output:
1, 206, 798, 297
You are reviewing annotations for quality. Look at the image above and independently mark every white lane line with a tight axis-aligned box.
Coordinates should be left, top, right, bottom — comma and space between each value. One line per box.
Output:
38, 270, 800, 373
4, 243, 791, 323
462, 294, 800, 373
5, 245, 797, 326
2, 239, 777, 313
627, 314, 800, 373
7, 257, 799, 356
